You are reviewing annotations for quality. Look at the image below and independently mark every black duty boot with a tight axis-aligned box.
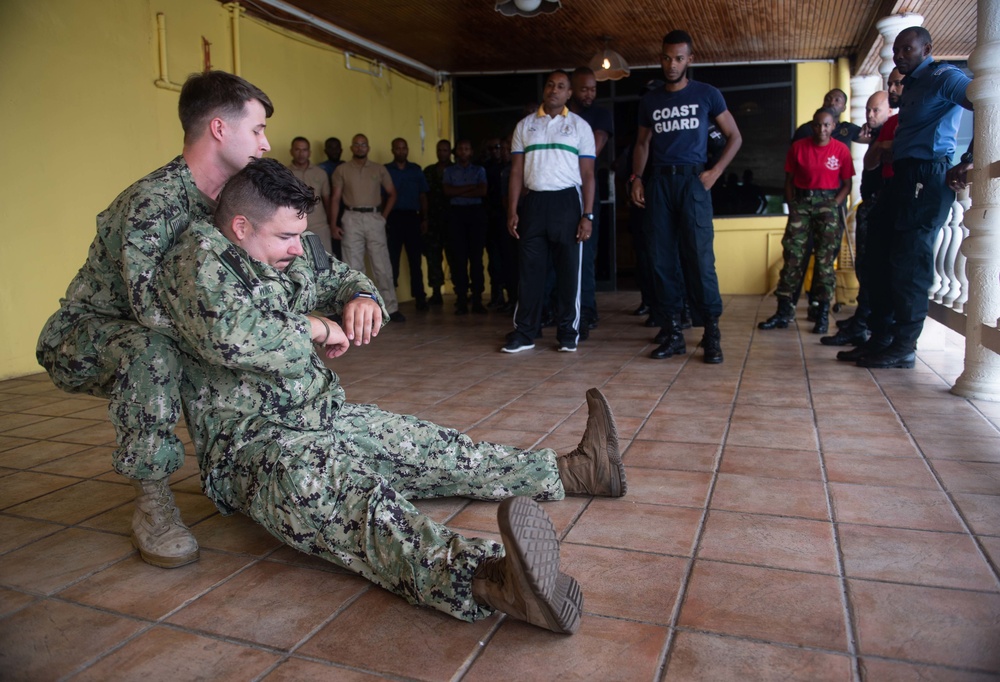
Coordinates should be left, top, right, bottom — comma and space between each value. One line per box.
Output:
857, 343, 916, 369
836, 336, 891, 362
701, 318, 724, 364
820, 326, 870, 346
679, 301, 693, 330
811, 302, 829, 334
758, 297, 795, 330
428, 288, 443, 305
651, 325, 686, 359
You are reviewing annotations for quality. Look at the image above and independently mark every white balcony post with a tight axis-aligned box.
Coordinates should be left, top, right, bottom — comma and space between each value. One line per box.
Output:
953, 0, 1000, 401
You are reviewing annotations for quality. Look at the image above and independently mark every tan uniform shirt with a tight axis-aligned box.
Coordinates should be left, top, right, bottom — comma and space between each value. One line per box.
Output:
332, 159, 392, 209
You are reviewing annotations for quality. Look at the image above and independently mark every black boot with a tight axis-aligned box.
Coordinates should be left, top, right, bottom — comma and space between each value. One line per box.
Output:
679, 301, 693, 329
811, 302, 829, 334
758, 297, 795, 330
702, 318, 723, 364
651, 324, 686, 359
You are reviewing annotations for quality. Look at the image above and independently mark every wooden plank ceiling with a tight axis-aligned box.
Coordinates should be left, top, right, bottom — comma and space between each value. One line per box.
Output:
235, 0, 976, 82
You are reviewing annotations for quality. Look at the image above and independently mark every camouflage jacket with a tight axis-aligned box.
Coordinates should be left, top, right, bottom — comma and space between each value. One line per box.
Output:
38, 156, 213, 351
157, 221, 387, 509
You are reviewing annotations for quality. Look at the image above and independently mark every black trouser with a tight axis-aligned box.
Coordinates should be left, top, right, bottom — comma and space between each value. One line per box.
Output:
486, 206, 513, 300
386, 209, 425, 301
446, 204, 487, 300
644, 168, 723, 325
512, 187, 582, 345
867, 159, 955, 350
852, 194, 879, 327
580, 206, 600, 321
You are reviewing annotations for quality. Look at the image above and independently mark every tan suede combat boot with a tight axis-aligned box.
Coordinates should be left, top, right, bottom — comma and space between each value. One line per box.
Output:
130, 478, 199, 568
557, 388, 626, 497
472, 497, 583, 634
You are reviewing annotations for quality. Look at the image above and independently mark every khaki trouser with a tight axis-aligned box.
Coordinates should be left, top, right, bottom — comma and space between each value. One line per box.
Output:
341, 211, 399, 313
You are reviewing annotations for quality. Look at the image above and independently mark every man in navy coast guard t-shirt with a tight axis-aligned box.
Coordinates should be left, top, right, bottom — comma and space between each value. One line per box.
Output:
631, 30, 742, 364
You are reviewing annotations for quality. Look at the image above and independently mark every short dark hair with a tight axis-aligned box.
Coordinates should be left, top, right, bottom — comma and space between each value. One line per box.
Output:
571, 66, 595, 79
291, 136, 309, 147
815, 107, 838, 120
662, 30, 693, 50
900, 26, 932, 47
436, 139, 452, 147
545, 69, 571, 84
179, 71, 273, 144
324, 137, 341, 146
827, 89, 848, 101
214, 158, 317, 229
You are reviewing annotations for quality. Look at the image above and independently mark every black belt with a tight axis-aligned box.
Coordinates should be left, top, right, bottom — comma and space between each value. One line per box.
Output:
795, 188, 837, 198
346, 206, 377, 213
653, 164, 704, 176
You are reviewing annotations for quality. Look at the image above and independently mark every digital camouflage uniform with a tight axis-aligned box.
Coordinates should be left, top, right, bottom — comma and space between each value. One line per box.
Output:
423, 163, 451, 289
775, 194, 843, 303
36, 156, 212, 480
157, 222, 565, 621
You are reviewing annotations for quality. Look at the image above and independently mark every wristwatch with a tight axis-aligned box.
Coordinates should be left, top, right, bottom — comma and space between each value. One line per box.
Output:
582, 213, 595, 221
351, 291, 378, 301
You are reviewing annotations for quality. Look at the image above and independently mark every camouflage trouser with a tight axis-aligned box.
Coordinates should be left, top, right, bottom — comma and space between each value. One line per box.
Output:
776, 194, 843, 303
224, 402, 565, 622
423, 219, 447, 289
37, 319, 185, 480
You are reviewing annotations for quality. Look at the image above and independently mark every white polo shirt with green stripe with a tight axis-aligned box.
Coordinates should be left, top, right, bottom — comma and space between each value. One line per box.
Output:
512, 106, 596, 192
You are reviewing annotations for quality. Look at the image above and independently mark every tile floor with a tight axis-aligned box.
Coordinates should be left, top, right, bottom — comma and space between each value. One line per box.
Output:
1, 293, 999, 681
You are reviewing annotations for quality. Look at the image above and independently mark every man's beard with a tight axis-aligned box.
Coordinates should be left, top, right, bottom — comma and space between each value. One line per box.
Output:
889, 94, 900, 108
664, 67, 687, 84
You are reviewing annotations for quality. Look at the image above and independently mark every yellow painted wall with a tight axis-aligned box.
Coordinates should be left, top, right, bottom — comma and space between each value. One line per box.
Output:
0, 0, 451, 379
715, 216, 790, 295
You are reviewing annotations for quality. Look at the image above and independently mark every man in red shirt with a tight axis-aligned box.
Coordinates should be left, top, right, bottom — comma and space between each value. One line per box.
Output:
759, 108, 854, 334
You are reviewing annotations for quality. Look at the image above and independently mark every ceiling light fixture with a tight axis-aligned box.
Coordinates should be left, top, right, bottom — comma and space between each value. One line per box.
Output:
589, 36, 630, 81
495, 0, 561, 18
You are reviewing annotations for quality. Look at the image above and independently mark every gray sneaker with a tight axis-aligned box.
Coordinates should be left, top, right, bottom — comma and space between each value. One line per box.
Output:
472, 497, 582, 634
130, 478, 199, 568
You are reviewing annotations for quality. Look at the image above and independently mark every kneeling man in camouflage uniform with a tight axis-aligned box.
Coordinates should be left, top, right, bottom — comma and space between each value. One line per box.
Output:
157, 158, 626, 634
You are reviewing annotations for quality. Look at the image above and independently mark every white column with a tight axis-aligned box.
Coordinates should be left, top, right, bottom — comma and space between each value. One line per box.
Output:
876, 14, 924, 84
953, 0, 1000, 401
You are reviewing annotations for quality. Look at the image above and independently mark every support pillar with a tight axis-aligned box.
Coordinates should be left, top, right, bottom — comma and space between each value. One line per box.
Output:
954, 0, 1000, 401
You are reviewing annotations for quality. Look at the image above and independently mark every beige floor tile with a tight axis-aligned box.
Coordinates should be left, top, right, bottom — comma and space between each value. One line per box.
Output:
463, 615, 669, 681
679, 560, 847, 650
298, 588, 497, 678
850, 580, 1000, 671
565, 497, 702, 555
561, 543, 685, 624
665, 631, 853, 681
699, 510, 837, 573
168, 561, 369, 649
839, 524, 998, 590
6, 479, 133, 524
72, 626, 280, 682
712, 472, 830, 520
830, 483, 965, 532
59, 550, 253, 619
262, 658, 387, 681
859, 658, 1000, 682
0, 600, 145, 681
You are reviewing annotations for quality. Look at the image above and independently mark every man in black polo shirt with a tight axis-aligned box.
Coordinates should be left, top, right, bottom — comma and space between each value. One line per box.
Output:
630, 30, 742, 364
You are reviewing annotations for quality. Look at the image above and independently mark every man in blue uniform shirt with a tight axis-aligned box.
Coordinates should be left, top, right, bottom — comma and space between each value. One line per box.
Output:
385, 138, 430, 310
630, 30, 742, 364
856, 26, 972, 369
